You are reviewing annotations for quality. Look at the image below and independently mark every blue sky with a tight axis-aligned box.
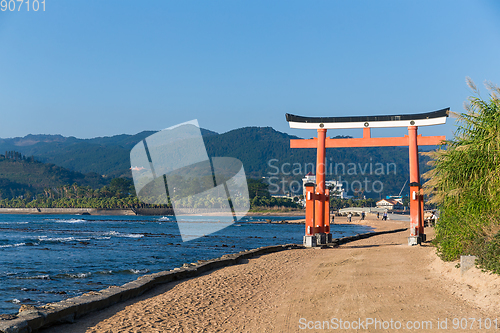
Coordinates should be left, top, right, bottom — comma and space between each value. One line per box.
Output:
0, 0, 499, 140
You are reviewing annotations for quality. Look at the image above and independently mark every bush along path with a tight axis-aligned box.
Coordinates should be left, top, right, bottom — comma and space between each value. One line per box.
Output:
423, 78, 500, 274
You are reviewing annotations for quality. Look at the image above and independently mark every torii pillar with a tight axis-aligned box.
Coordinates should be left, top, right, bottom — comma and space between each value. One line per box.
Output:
286, 108, 449, 246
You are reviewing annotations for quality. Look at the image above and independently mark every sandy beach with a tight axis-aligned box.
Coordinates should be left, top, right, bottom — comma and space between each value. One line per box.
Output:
40, 215, 500, 332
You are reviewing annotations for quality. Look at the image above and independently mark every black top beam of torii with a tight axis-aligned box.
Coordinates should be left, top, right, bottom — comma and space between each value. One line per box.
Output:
286, 108, 450, 129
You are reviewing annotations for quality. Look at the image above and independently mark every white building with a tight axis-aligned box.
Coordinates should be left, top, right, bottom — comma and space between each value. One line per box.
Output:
302, 172, 347, 199
376, 198, 403, 210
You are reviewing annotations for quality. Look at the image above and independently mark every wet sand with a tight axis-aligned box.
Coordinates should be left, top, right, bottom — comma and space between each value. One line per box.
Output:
41, 216, 500, 332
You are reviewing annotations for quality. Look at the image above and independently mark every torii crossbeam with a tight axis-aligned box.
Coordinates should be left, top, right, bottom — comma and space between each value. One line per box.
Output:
286, 108, 449, 246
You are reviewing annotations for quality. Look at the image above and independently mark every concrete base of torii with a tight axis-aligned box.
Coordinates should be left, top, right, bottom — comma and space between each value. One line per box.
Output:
303, 233, 332, 247
303, 235, 316, 247
408, 236, 421, 246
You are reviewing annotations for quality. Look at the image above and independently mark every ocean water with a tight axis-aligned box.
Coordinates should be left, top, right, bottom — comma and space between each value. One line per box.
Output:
0, 214, 372, 315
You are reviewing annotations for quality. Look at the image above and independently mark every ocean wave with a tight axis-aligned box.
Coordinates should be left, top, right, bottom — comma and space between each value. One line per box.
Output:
17, 274, 50, 280
67, 272, 91, 278
103, 231, 144, 238
158, 216, 171, 221
35, 235, 113, 243
0, 242, 26, 248
37, 236, 76, 243
129, 268, 149, 274
30, 231, 136, 243
52, 219, 86, 223
96, 270, 113, 275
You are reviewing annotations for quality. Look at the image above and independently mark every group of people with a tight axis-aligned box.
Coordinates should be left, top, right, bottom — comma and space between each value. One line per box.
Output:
377, 211, 388, 220
343, 210, 388, 222
343, 210, 437, 224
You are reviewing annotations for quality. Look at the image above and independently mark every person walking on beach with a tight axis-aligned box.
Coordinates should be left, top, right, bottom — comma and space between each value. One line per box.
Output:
382, 211, 388, 221
377, 212, 380, 219
361, 211, 365, 220
430, 211, 437, 226
347, 213, 352, 222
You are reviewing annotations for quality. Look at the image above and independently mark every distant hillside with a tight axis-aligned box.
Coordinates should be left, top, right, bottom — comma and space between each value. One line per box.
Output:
0, 127, 434, 198
0, 129, 218, 178
0, 153, 107, 199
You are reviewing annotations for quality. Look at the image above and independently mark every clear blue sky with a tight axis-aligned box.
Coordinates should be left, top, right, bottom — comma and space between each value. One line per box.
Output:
1, 0, 499, 140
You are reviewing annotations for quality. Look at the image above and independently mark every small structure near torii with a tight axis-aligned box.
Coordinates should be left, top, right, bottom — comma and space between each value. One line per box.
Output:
376, 198, 404, 211
302, 172, 347, 199
285, 108, 449, 247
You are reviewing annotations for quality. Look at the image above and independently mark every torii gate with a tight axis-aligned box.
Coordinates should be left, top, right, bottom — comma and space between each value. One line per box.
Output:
286, 108, 449, 246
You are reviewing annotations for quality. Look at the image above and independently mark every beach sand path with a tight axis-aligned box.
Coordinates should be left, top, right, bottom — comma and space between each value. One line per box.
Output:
41, 219, 498, 332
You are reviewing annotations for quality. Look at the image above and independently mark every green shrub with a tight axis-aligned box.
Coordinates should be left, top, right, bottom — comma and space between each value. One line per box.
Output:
424, 78, 500, 273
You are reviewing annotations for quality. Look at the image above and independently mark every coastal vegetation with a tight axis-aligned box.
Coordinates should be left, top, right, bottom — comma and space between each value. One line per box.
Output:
329, 197, 377, 210
247, 178, 301, 211
424, 78, 500, 274
0, 166, 300, 210
0, 152, 106, 198
0, 178, 143, 209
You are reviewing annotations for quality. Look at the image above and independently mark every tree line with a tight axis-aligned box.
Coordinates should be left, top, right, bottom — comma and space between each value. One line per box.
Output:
3, 151, 37, 163
0, 177, 302, 210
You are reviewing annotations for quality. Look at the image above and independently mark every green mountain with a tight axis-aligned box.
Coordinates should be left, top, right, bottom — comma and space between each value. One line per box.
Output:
0, 152, 107, 199
0, 129, 218, 178
0, 127, 433, 198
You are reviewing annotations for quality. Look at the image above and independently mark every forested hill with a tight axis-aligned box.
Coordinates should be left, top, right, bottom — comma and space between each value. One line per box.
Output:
0, 152, 107, 199
0, 127, 434, 198
0, 129, 218, 179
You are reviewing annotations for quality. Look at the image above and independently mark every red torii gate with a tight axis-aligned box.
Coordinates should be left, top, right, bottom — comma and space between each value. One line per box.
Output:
286, 108, 449, 246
